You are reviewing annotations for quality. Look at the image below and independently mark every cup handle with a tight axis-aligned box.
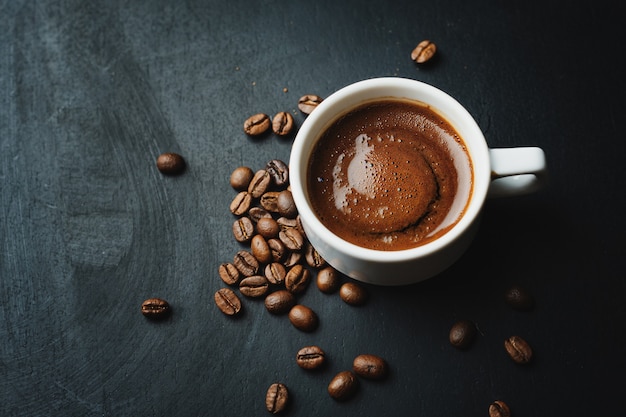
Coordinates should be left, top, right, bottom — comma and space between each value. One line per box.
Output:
487, 147, 547, 198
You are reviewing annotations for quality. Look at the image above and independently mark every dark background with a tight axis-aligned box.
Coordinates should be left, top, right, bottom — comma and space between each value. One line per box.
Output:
1, 0, 625, 416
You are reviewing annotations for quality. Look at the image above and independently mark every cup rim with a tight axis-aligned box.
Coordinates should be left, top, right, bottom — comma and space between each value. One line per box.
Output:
289, 77, 491, 263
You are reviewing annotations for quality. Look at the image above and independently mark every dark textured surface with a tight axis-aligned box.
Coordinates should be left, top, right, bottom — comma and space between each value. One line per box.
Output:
1, 0, 625, 415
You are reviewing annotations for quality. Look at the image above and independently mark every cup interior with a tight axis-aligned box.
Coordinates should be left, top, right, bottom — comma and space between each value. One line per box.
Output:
290, 77, 491, 263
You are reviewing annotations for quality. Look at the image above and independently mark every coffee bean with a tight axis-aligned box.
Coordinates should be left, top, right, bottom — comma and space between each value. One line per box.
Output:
279, 228, 304, 251
288, 304, 318, 332
283, 251, 302, 268
233, 217, 255, 243
239, 275, 269, 298
260, 191, 281, 212
504, 335, 533, 364
214, 288, 242, 316
276, 190, 297, 218
298, 94, 323, 114
352, 354, 388, 380
218, 262, 241, 286
251, 234, 272, 264
230, 191, 253, 216
256, 217, 280, 238
316, 266, 340, 293
265, 262, 287, 285
230, 166, 254, 191
141, 298, 171, 319
266, 159, 289, 187
449, 320, 477, 350
285, 264, 311, 294
156, 152, 186, 175
327, 371, 358, 401
411, 40, 437, 63
248, 170, 272, 198
264, 290, 295, 314
505, 285, 535, 311
233, 250, 259, 277
339, 282, 368, 306
243, 113, 271, 136
489, 400, 511, 417
265, 382, 289, 414
248, 207, 273, 223
304, 243, 326, 268
267, 238, 287, 263
272, 111, 295, 136
296, 346, 326, 370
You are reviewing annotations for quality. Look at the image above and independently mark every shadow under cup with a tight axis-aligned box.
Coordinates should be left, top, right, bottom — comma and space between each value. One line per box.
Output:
289, 78, 492, 286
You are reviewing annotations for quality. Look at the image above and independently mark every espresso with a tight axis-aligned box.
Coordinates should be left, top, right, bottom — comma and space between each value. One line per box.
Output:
307, 98, 472, 251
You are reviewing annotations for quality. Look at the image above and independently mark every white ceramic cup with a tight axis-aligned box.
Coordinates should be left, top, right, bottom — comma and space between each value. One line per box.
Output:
289, 77, 547, 286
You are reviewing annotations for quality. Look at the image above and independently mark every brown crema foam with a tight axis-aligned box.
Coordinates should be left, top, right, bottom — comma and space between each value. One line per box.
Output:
307, 98, 472, 251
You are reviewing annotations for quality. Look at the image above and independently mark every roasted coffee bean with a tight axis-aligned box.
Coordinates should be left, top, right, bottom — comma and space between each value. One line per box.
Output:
239, 275, 269, 298
218, 262, 241, 285
265, 262, 287, 285
339, 282, 368, 306
296, 346, 326, 370
327, 371, 358, 401
265, 382, 289, 414
264, 290, 295, 314
256, 217, 280, 238
260, 191, 281, 212
266, 159, 289, 187
276, 190, 297, 218
267, 238, 287, 263
411, 40, 437, 63
283, 251, 302, 268
298, 94, 323, 114
489, 400, 511, 417
279, 228, 304, 251
317, 266, 340, 293
248, 207, 272, 223
289, 304, 318, 332
243, 113, 271, 136
505, 285, 535, 311
352, 354, 388, 380
272, 111, 295, 136
156, 152, 186, 175
141, 298, 171, 319
304, 243, 326, 268
248, 169, 272, 198
251, 234, 272, 264
214, 288, 242, 316
285, 264, 311, 294
504, 335, 533, 364
230, 191, 253, 216
233, 250, 259, 277
230, 166, 254, 191
449, 320, 477, 350
233, 217, 255, 243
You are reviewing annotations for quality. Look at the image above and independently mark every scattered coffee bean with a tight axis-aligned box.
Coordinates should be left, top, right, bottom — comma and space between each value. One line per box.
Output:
141, 298, 171, 319
264, 290, 295, 314
233, 217, 255, 243
249, 207, 273, 223
283, 251, 302, 268
265, 262, 287, 285
248, 169, 272, 198
327, 371, 358, 401
265, 159, 289, 187
504, 335, 533, 364
243, 113, 271, 136
288, 304, 318, 332
276, 190, 297, 218
272, 111, 295, 136
214, 288, 242, 316
268, 238, 287, 263
156, 153, 186, 175
218, 262, 241, 286
260, 191, 281, 212
239, 275, 270, 298
339, 282, 368, 306
489, 400, 511, 417
317, 266, 341, 293
505, 285, 535, 311
230, 166, 254, 190
233, 250, 259, 277
298, 94, 323, 114
304, 243, 326, 268
256, 217, 280, 238
251, 234, 273, 264
285, 264, 311, 294
279, 228, 304, 251
352, 354, 388, 380
296, 346, 326, 370
230, 191, 253, 216
265, 382, 289, 414
411, 40, 437, 64
449, 320, 477, 350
